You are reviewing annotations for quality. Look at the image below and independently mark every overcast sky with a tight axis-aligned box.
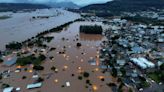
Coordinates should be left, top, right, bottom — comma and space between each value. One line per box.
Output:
0, 0, 111, 5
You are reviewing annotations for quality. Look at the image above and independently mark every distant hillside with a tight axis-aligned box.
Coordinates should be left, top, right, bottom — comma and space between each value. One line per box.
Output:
0, 3, 50, 12
47, 2, 79, 9
80, 0, 164, 16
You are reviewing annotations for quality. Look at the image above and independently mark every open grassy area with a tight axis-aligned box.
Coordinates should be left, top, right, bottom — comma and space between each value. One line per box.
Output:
141, 81, 150, 88
148, 73, 160, 83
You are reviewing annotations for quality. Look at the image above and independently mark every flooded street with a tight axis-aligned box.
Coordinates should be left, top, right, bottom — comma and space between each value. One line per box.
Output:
0, 21, 116, 92
39, 21, 114, 92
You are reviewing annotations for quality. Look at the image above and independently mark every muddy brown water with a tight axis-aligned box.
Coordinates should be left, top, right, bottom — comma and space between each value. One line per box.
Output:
0, 21, 116, 92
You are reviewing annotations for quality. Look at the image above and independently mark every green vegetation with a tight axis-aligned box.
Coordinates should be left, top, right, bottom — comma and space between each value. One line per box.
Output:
37, 77, 44, 82
148, 72, 162, 83
78, 76, 83, 80
111, 68, 118, 77
106, 83, 117, 87
51, 66, 56, 71
1, 83, 10, 89
41, 36, 54, 43
22, 76, 27, 79
5, 19, 82, 51
0, 59, 3, 63
141, 81, 150, 88
26, 36, 49, 47
80, 25, 103, 34
76, 43, 82, 47
16, 54, 46, 66
50, 47, 56, 51
36, 19, 82, 37
81, 0, 164, 16
6, 42, 22, 50
148, 64, 164, 83
122, 16, 164, 25
83, 72, 90, 78
120, 67, 126, 77
0, 16, 10, 20
0, 75, 2, 80
33, 65, 44, 71
160, 63, 164, 70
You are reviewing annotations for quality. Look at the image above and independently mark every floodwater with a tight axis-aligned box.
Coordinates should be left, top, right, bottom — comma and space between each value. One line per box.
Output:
0, 9, 80, 51
0, 21, 116, 92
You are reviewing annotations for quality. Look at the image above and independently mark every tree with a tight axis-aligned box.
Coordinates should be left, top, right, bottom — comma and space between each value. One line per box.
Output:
38, 54, 46, 61
37, 77, 44, 82
33, 65, 44, 71
51, 66, 56, 71
111, 68, 118, 77
0, 59, 3, 63
83, 72, 90, 78
76, 43, 82, 47
78, 76, 83, 80
1, 83, 10, 89
160, 63, 164, 70
128, 88, 133, 92
120, 67, 126, 76
22, 76, 27, 79
6, 42, 22, 50
0, 75, 2, 80
80, 25, 103, 34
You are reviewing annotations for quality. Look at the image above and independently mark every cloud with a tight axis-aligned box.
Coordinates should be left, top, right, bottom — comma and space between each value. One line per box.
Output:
0, 0, 111, 5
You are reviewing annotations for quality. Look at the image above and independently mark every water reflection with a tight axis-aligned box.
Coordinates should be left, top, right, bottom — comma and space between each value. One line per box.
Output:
79, 33, 103, 41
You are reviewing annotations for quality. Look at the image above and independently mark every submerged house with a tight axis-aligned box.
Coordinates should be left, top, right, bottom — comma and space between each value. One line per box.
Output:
88, 59, 96, 65
131, 46, 144, 53
130, 57, 155, 69
27, 82, 42, 89
3, 87, 14, 92
3, 56, 17, 66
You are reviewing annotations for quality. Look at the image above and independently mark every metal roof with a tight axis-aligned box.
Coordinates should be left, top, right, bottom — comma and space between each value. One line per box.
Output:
3, 56, 17, 66
3, 87, 14, 92
27, 82, 42, 89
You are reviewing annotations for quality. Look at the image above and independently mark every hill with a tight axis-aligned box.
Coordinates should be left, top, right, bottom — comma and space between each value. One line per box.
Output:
0, 3, 50, 12
80, 0, 164, 16
47, 2, 79, 9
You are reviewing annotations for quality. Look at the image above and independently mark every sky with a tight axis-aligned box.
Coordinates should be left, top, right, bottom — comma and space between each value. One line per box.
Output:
0, 0, 111, 5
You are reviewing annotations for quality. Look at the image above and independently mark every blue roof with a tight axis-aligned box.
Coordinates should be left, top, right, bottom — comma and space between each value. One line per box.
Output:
131, 47, 144, 53
3, 87, 14, 92
3, 56, 17, 66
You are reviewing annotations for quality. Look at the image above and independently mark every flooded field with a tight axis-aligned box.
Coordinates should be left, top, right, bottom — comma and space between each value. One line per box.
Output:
0, 21, 116, 92
0, 9, 80, 50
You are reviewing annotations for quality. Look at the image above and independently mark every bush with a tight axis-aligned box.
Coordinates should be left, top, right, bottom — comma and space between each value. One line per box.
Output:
78, 76, 83, 80
86, 79, 91, 84
37, 77, 44, 82
83, 72, 90, 78
0, 59, 3, 63
111, 68, 117, 77
1, 84, 10, 89
76, 43, 82, 47
106, 83, 117, 87
33, 65, 44, 71
51, 66, 56, 71
22, 76, 27, 79
0, 75, 2, 80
